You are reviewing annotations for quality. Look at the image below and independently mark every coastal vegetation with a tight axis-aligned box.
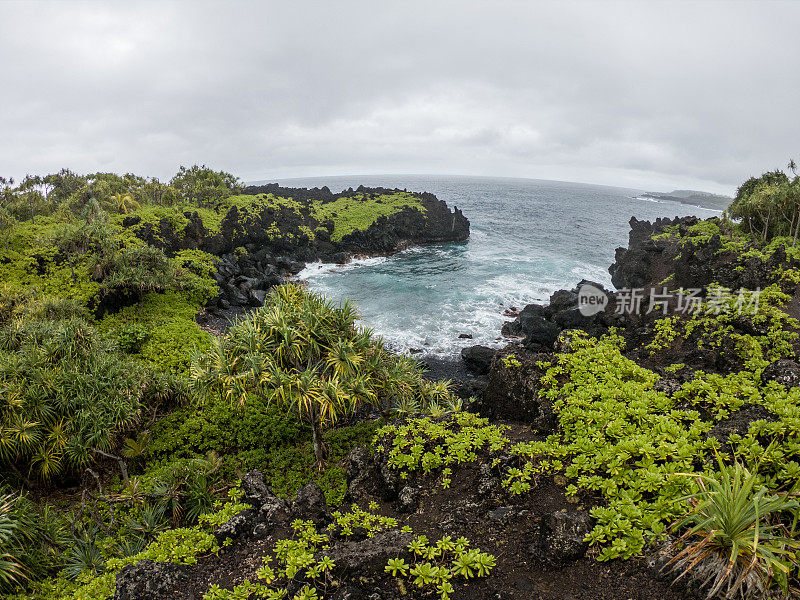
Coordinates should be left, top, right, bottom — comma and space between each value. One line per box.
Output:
1, 163, 799, 599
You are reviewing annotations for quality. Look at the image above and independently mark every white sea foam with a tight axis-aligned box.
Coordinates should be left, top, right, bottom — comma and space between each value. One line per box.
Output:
297, 256, 388, 281
294, 177, 722, 358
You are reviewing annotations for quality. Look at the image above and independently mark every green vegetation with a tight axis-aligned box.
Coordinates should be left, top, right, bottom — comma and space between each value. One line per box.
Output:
197, 506, 494, 600
3, 162, 800, 598
665, 458, 799, 599
190, 285, 454, 464
310, 192, 425, 242
389, 534, 495, 600
370, 277, 800, 592
728, 165, 799, 242
170, 165, 243, 208
651, 162, 800, 279
0, 165, 456, 599
0, 293, 184, 481
375, 413, 509, 482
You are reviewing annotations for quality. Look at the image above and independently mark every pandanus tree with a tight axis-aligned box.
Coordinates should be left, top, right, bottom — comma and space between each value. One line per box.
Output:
190, 285, 432, 464
0, 296, 178, 481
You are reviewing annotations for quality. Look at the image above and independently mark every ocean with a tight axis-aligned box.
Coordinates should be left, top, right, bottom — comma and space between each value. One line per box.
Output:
269, 175, 722, 357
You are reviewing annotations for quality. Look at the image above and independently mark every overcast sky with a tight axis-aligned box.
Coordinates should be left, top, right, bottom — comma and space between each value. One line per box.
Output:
1, 1, 798, 195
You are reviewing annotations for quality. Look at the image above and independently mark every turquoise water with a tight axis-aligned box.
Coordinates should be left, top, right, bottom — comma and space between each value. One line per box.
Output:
273, 175, 721, 357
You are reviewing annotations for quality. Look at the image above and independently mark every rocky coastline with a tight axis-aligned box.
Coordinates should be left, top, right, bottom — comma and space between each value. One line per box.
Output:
120, 184, 469, 319
107, 212, 800, 600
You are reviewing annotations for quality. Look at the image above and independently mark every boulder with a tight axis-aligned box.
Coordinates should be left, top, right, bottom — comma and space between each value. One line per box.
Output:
707, 404, 776, 446
226, 285, 249, 306
501, 320, 522, 337
237, 277, 259, 293
213, 471, 291, 540
396, 485, 421, 514
213, 508, 258, 541
249, 289, 268, 306
326, 530, 413, 575
481, 346, 554, 429
476, 462, 502, 499
521, 315, 561, 348
460, 345, 496, 375
241, 470, 273, 505
291, 482, 331, 525
259, 494, 291, 526
529, 509, 594, 564
114, 560, 189, 600
345, 447, 382, 503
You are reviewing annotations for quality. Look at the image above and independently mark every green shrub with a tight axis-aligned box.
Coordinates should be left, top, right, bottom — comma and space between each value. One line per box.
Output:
98, 291, 211, 377
376, 412, 509, 483
148, 395, 301, 467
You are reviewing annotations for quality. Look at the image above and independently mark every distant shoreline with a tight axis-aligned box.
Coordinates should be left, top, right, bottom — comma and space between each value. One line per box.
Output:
639, 190, 731, 211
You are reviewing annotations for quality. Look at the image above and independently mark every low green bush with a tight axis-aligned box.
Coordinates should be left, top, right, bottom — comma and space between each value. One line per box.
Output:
97, 291, 211, 377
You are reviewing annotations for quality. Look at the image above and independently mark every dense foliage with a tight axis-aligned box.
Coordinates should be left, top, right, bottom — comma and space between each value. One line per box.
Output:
190, 284, 453, 463
3, 163, 800, 598
0, 292, 184, 481
728, 164, 799, 242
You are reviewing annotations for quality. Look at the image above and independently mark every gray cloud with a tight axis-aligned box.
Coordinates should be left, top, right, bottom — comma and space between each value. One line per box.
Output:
1, 1, 798, 195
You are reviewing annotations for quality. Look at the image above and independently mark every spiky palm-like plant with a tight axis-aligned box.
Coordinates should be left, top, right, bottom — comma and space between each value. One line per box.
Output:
666, 459, 800, 599
102, 192, 140, 215
0, 295, 181, 481
0, 494, 27, 589
191, 284, 436, 464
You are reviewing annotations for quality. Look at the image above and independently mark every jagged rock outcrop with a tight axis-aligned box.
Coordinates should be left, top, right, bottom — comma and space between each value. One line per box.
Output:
609, 215, 796, 292
460, 344, 496, 375
479, 345, 555, 430
344, 447, 383, 504
291, 482, 332, 526
500, 280, 619, 352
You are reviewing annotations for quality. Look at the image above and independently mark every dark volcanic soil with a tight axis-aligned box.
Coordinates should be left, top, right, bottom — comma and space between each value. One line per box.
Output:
165, 422, 684, 600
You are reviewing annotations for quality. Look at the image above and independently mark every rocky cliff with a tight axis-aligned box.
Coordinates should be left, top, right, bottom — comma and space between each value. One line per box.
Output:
609, 215, 796, 292
121, 184, 469, 312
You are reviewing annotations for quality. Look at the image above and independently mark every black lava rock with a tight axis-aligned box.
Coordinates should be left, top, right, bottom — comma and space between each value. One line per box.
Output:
291, 482, 331, 525
461, 345, 497, 375
761, 359, 800, 388
114, 560, 189, 600
529, 509, 594, 564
